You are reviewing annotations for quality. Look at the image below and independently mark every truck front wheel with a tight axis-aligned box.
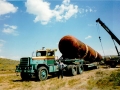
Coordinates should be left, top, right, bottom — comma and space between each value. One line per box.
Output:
20, 72, 31, 80
38, 66, 48, 81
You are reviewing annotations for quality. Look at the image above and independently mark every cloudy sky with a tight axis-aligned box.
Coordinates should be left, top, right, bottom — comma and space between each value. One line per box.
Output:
0, 0, 120, 60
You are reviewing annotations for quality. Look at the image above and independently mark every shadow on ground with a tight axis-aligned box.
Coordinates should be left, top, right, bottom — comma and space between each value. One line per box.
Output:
100, 65, 120, 69
12, 65, 120, 82
12, 75, 57, 82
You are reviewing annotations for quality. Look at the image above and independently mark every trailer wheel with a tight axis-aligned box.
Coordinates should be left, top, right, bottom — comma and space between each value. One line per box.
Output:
94, 65, 99, 69
38, 66, 48, 81
66, 65, 72, 75
83, 65, 88, 71
77, 65, 84, 74
71, 65, 77, 76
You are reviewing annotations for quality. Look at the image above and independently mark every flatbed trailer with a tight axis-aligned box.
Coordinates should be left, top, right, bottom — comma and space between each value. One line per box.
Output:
59, 59, 99, 76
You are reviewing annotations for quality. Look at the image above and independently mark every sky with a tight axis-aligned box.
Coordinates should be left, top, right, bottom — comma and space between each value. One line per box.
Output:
0, 0, 120, 60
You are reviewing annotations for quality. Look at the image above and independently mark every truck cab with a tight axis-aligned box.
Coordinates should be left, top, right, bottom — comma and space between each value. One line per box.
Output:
34, 49, 56, 60
15, 48, 58, 81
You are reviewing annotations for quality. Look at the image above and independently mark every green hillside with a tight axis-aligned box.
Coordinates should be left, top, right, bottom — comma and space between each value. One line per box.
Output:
0, 58, 19, 72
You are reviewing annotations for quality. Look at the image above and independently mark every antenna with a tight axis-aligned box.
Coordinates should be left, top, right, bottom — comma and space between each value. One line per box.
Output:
32, 51, 34, 57
32, 42, 37, 57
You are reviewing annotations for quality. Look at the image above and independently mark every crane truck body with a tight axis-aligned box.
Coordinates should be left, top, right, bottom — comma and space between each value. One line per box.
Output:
96, 18, 120, 67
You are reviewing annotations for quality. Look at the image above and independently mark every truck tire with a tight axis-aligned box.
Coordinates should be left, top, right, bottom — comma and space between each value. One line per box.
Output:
20, 72, 31, 80
83, 65, 88, 71
71, 65, 77, 76
38, 66, 48, 81
94, 64, 99, 69
77, 65, 84, 74
66, 65, 72, 75
110, 62, 117, 68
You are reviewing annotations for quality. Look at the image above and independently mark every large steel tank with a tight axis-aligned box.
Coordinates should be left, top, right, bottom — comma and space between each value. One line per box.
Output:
58, 35, 102, 62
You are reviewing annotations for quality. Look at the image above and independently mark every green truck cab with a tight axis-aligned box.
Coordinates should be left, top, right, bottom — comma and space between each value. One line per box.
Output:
15, 49, 58, 81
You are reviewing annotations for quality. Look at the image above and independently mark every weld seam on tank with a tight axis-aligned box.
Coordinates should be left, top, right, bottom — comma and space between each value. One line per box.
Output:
95, 51, 98, 59
93, 51, 98, 60
82, 44, 89, 58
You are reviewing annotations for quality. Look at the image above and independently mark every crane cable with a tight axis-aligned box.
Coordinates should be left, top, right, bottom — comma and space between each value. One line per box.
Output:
96, 23, 106, 58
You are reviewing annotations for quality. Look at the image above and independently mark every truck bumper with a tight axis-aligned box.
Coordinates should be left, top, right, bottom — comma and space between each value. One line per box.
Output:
15, 66, 35, 73
15, 69, 35, 73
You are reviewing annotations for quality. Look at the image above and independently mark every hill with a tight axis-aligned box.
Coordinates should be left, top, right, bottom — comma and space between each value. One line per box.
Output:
0, 58, 19, 73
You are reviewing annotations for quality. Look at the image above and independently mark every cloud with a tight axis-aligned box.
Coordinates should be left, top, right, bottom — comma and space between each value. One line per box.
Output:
0, 56, 5, 58
0, 39, 6, 53
0, 0, 18, 15
98, 48, 119, 56
79, 6, 96, 14
2, 24, 19, 36
25, 0, 78, 25
9, 56, 20, 60
5, 15, 10, 18
0, 15, 10, 20
0, 55, 20, 60
88, 24, 95, 27
53, 0, 78, 21
79, 6, 96, 17
85, 35, 92, 39
0, 39, 6, 47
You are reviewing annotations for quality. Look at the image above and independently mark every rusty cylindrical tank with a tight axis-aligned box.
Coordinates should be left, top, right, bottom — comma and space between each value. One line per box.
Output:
58, 35, 102, 62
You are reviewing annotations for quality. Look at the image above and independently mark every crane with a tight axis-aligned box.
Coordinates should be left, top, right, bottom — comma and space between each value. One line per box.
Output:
96, 18, 120, 56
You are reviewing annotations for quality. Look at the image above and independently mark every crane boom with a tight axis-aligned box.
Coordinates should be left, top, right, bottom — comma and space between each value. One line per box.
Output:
96, 18, 120, 45
96, 18, 120, 56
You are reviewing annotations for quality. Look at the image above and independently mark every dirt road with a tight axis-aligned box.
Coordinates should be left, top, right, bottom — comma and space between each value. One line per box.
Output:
0, 66, 120, 90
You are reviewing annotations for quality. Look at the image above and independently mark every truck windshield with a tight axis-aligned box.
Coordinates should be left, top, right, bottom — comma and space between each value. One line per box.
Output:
36, 51, 46, 57
47, 52, 54, 56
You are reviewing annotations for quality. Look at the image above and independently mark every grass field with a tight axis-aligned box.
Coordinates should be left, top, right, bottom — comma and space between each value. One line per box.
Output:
0, 58, 19, 73
0, 58, 120, 90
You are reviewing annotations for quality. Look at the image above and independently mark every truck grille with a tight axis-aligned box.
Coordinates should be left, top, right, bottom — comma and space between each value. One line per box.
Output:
20, 58, 29, 67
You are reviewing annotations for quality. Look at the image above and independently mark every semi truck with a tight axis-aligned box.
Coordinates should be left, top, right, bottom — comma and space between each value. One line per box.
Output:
16, 48, 59, 81
15, 47, 99, 81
